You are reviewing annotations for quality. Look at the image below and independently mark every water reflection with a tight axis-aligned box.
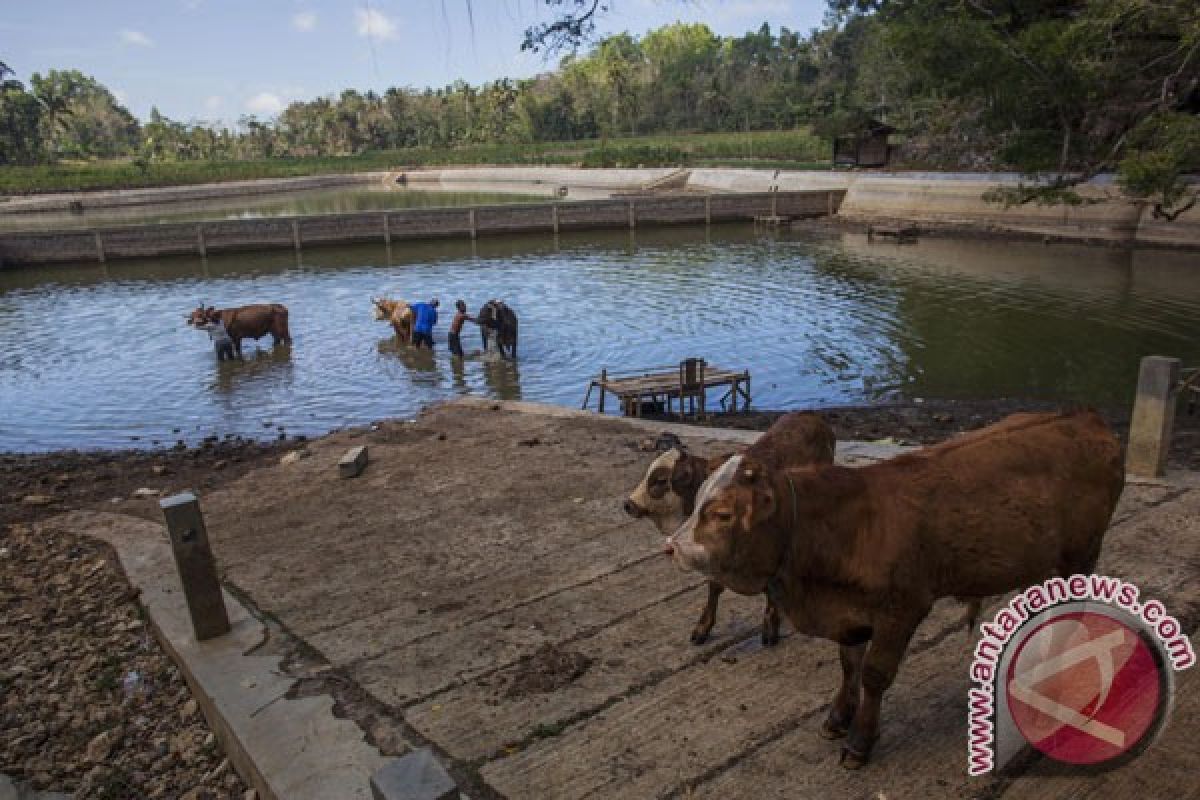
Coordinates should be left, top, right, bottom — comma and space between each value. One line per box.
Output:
210, 344, 294, 395
480, 354, 522, 401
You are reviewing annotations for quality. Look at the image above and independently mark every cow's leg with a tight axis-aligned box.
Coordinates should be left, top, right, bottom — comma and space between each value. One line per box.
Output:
233, 338, 244, 360
821, 643, 865, 739
761, 595, 781, 646
691, 582, 724, 644
841, 615, 922, 769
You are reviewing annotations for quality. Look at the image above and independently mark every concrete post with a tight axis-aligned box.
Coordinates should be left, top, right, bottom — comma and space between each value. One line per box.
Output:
827, 190, 834, 217
94, 231, 106, 263
704, 195, 711, 226
196, 225, 207, 258
382, 213, 391, 245
628, 200, 635, 230
160, 492, 231, 641
468, 209, 477, 240
551, 204, 559, 234
770, 191, 778, 218
1126, 356, 1181, 478
291, 219, 302, 253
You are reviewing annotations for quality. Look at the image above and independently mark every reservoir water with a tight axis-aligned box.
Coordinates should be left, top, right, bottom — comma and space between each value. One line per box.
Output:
1, 224, 1197, 451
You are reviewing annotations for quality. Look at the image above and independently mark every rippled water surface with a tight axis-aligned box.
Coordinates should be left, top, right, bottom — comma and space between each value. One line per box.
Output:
2, 225, 1198, 451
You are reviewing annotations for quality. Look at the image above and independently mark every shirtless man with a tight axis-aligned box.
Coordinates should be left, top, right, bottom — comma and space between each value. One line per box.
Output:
448, 299, 475, 359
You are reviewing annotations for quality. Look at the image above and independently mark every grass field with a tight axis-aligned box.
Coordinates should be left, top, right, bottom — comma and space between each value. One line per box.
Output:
0, 130, 830, 195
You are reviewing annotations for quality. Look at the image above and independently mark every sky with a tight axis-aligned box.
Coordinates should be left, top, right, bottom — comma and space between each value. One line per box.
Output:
2, 1, 827, 126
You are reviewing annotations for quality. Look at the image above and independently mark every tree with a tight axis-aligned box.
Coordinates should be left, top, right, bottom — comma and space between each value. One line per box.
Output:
0, 61, 44, 165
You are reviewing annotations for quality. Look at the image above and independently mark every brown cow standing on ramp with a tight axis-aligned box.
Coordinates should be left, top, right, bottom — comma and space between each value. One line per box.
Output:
188, 303, 291, 359
625, 412, 836, 646
667, 410, 1124, 768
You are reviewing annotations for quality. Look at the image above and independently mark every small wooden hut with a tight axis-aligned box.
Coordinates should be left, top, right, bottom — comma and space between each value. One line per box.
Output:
832, 119, 896, 168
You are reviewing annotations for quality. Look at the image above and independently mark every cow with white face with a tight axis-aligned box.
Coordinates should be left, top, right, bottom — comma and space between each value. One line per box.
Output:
625, 412, 838, 646
624, 445, 763, 645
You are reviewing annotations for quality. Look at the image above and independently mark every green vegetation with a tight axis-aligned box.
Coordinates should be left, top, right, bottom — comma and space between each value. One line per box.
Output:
0, 130, 828, 194
2, 0, 1197, 215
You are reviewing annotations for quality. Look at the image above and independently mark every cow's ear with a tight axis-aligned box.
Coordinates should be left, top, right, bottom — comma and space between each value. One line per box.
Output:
670, 453, 702, 495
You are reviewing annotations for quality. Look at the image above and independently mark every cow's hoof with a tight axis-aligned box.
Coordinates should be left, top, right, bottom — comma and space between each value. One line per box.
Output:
819, 708, 854, 740
761, 627, 780, 647
839, 746, 870, 770
690, 629, 711, 646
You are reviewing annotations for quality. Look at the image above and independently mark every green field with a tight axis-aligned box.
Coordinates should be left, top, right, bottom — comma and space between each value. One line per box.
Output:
0, 131, 831, 195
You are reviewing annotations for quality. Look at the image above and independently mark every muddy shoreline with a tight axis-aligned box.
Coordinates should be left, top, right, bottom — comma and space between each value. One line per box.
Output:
6, 398, 1197, 529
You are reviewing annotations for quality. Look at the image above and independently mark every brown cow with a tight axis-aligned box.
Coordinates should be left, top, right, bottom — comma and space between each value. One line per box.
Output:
372, 297, 414, 344
666, 410, 1124, 768
625, 412, 836, 646
187, 304, 291, 359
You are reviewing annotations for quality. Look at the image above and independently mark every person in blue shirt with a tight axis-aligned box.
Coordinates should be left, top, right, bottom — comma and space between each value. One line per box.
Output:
410, 298, 439, 350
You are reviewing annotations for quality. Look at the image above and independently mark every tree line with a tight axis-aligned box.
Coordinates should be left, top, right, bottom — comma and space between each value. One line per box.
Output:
2, 0, 1197, 216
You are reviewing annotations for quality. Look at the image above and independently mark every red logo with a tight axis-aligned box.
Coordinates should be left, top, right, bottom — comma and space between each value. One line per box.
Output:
1006, 611, 1167, 765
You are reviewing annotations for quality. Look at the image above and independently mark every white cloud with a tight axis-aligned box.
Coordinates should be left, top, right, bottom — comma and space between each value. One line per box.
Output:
204, 95, 224, 112
292, 11, 317, 32
119, 29, 154, 47
245, 92, 285, 115
354, 8, 398, 41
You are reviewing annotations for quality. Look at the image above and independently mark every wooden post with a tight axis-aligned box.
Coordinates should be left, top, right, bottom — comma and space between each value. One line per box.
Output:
382, 213, 391, 245
705, 195, 711, 226
468, 209, 477, 240
1127, 356, 1181, 478
291, 219, 302, 253
598, 369, 607, 414
159, 493, 230, 641
196, 225, 207, 258
628, 200, 635, 230
771, 191, 778, 219
552, 204, 559, 234
93, 231, 106, 263
827, 190, 834, 217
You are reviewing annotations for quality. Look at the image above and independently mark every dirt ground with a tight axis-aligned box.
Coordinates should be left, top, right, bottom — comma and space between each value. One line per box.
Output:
62, 398, 1192, 800
5, 398, 1199, 799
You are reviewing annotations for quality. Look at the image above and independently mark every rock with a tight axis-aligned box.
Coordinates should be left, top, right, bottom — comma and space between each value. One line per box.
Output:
152, 465, 169, 476
21, 494, 53, 506
181, 698, 198, 721
213, 460, 227, 470
279, 451, 302, 466
85, 728, 117, 762
132, 488, 158, 498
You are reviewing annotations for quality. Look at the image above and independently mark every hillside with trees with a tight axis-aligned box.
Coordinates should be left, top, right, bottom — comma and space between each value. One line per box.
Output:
1, 0, 1196, 215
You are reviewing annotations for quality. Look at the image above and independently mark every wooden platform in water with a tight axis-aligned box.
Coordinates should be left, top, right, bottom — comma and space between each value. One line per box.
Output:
582, 364, 751, 417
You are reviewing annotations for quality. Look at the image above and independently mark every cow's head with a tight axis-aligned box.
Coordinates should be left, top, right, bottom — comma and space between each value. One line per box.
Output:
186, 305, 217, 326
623, 447, 710, 535
666, 455, 785, 593
372, 297, 391, 320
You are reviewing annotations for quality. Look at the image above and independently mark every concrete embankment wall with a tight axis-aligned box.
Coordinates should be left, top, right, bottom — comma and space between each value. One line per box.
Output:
682, 169, 1200, 249
399, 166, 680, 190
0, 172, 387, 214
0, 190, 844, 267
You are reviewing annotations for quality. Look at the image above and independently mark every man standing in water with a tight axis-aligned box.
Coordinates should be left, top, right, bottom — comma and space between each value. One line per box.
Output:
196, 308, 236, 362
410, 298, 439, 350
448, 300, 474, 359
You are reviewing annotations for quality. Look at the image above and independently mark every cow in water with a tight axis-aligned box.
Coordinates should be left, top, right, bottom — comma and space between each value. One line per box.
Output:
477, 300, 518, 359
372, 297, 415, 344
187, 303, 291, 359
